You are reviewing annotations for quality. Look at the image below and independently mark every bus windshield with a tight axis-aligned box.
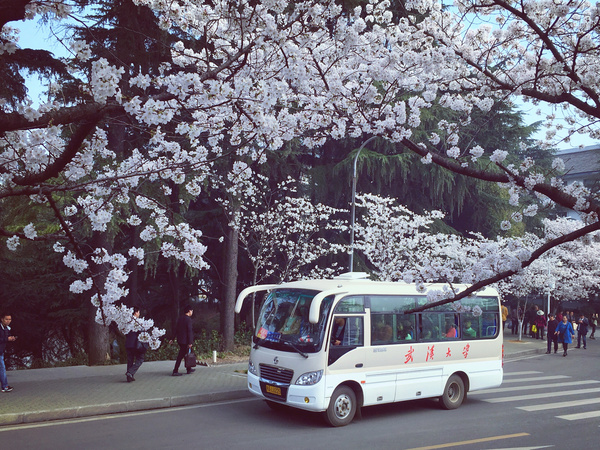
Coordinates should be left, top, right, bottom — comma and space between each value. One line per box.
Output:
254, 289, 333, 354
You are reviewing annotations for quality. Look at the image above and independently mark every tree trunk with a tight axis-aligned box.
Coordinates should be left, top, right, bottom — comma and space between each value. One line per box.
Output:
87, 231, 111, 365
222, 223, 239, 351
87, 307, 110, 365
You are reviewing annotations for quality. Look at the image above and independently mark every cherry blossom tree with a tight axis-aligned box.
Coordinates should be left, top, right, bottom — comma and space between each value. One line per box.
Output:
3, 0, 600, 360
355, 194, 600, 310
235, 177, 346, 283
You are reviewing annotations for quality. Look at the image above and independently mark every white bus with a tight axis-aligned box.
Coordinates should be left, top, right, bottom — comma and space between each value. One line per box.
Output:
234, 273, 503, 426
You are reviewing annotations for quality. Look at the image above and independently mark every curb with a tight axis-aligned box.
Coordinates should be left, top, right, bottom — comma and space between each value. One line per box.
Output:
0, 389, 253, 426
504, 343, 547, 361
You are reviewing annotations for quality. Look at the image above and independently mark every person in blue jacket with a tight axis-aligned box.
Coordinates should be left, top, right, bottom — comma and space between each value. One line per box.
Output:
555, 315, 575, 357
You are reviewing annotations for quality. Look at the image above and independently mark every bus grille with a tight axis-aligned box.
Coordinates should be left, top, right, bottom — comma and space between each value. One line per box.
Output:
259, 364, 293, 384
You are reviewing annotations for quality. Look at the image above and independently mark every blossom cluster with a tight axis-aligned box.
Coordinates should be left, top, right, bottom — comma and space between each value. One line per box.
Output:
355, 195, 600, 302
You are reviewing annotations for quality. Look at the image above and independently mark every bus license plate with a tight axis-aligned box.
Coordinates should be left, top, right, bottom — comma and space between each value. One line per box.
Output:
266, 384, 282, 396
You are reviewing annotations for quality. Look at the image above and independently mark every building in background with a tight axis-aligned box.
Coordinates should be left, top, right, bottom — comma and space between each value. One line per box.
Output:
557, 144, 600, 220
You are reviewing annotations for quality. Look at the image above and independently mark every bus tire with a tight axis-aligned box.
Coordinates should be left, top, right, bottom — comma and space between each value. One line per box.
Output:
324, 386, 356, 427
440, 374, 465, 410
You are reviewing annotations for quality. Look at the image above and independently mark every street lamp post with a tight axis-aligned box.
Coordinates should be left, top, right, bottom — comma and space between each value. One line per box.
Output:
349, 136, 378, 272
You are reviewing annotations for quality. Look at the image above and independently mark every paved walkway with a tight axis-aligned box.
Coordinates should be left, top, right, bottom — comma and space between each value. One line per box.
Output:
0, 337, 546, 426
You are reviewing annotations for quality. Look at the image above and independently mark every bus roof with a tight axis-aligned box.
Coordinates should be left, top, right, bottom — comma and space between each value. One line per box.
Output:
234, 273, 499, 324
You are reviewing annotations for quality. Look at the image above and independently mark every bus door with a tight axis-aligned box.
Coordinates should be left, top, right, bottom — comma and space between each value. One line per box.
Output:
327, 315, 365, 369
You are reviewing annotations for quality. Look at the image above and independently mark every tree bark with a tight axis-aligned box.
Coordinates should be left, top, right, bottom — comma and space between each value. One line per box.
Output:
87, 305, 110, 365
87, 231, 111, 366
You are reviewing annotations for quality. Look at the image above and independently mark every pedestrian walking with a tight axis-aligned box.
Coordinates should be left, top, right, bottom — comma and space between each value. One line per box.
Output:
1, 312, 17, 393
546, 314, 559, 354
125, 306, 147, 382
501, 303, 508, 330
590, 313, 598, 339
575, 313, 589, 349
172, 305, 195, 376
555, 315, 575, 357
535, 309, 547, 339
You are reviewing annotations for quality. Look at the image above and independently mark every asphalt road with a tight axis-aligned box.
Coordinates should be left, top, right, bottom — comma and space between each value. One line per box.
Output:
2, 345, 599, 449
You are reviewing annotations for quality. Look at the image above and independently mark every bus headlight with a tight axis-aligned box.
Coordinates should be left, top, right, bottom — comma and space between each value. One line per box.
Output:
248, 359, 257, 376
295, 369, 323, 386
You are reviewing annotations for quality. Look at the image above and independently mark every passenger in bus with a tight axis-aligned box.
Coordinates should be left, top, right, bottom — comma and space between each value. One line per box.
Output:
373, 320, 393, 342
445, 322, 457, 338
331, 317, 346, 345
398, 321, 414, 340
419, 316, 435, 339
463, 321, 477, 338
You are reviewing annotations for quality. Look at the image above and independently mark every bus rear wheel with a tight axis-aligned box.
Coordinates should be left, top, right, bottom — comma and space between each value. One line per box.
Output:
440, 374, 465, 410
324, 386, 356, 427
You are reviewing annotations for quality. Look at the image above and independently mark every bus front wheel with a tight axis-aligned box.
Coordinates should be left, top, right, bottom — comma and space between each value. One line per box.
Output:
440, 374, 465, 410
324, 386, 357, 427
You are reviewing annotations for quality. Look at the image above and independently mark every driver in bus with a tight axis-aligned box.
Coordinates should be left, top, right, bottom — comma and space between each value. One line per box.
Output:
281, 308, 302, 334
331, 317, 346, 345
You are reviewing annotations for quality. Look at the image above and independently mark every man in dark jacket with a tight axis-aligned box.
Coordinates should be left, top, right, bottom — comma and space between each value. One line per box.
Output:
172, 305, 194, 376
125, 306, 146, 382
576, 313, 589, 349
546, 314, 559, 354
1, 313, 17, 393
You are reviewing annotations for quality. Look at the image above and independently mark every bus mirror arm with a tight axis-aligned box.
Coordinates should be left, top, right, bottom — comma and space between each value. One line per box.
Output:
235, 284, 279, 314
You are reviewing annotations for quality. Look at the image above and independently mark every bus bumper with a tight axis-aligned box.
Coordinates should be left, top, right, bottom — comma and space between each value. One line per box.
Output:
247, 372, 327, 412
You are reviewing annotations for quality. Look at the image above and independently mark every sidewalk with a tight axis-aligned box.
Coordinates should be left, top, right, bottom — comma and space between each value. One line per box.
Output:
0, 337, 546, 426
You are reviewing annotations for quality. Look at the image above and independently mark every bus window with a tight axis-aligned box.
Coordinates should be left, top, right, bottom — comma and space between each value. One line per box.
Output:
372, 314, 394, 344
328, 316, 364, 365
481, 313, 499, 337
443, 313, 460, 339
419, 313, 441, 340
370, 295, 416, 313
397, 315, 415, 341
334, 296, 364, 313
462, 314, 478, 339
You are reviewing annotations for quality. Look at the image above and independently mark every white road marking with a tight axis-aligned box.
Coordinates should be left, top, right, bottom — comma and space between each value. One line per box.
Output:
501, 375, 569, 383
518, 397, 600, 412
483, 387, 600, 403
556, 410, 600, 420
503, 371, 543, 376
473, 380, 599, 395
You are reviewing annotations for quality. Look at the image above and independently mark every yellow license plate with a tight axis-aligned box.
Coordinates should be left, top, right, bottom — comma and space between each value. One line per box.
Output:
266, 385, 282, 396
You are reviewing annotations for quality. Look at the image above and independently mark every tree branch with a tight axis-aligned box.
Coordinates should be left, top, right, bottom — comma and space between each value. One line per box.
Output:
406, 219, 600, 313
399, 137, 600, 216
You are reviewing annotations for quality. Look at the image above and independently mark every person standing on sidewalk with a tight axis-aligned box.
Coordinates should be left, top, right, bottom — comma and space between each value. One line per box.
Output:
555, 315, 575, 357
1, 312, 17, 393
590, 313, 597, 339
172, 305, 194, 376
535, 309, 547, 340
546, 314, 559, 354
501, 303, 508, 331
575, 313, 589, 349
125, 306, 147, 382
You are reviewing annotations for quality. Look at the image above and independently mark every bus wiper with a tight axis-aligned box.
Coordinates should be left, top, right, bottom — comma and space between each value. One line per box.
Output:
253, 338, 268, 349
282, 340, 308, 358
